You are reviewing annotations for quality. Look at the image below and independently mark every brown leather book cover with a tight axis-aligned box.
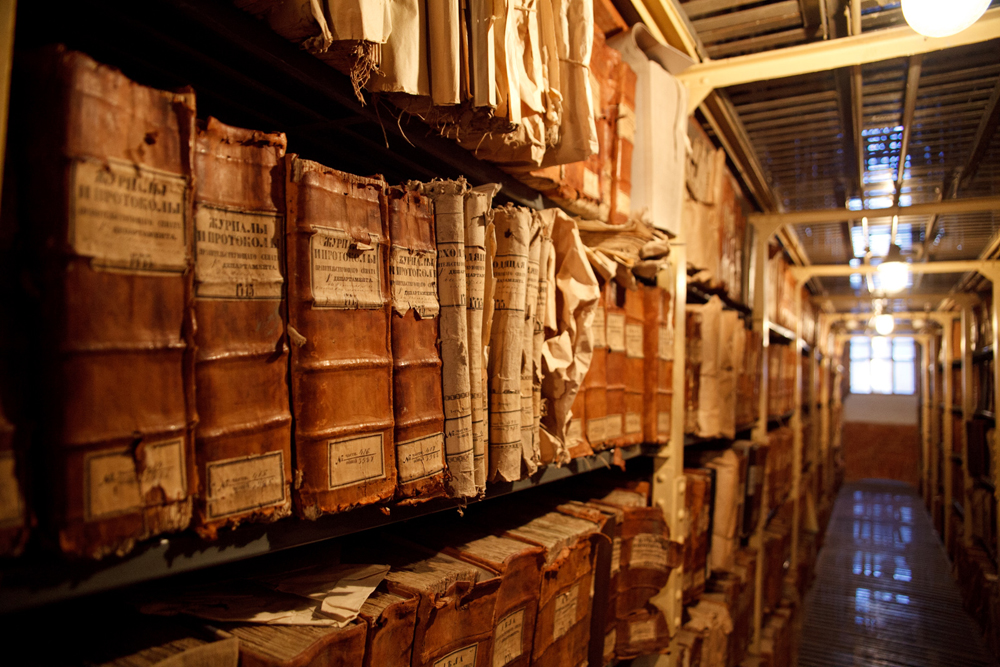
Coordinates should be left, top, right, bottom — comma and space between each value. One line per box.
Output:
387, 186, 447, 501
685, 306, 703, 435
642, 285, 673, 445
442, 534, 546, 667
504, 511, 598, 667
285, 157, 395, 518
226, 621, 367, 667
614, 606, 670, 659
192, 118, 292, 537
358, 586, 419, 667
605, 282, 627, 448
23, 47, 196, 558
581, 286, 609, 452
621, 285, 644, 446
683, 469, 713, 605
609, 61, 636, 226
594, 487, 680, 618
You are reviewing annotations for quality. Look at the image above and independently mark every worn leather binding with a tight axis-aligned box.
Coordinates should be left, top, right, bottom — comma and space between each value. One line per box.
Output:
581, 287, 609, 452
642, 285, 673, 445
387, 186, 447, 501
609, 61, 637, 226
685, 305, 703, 435
733, 440, 767, 539
285, 157, 395, 518
504, 511, 598, 667
520, 215, 543, 474
23, 47, 197, 558
440, 533, 546, 667
357, 586, 419, 667
594, 487, 680, 618
615, 605, 670, 659
621, 286, 645, 447
225, 621, 367, 667
192, 118, 292, 537
683, 469, 713, 606
604, 282, 628, 448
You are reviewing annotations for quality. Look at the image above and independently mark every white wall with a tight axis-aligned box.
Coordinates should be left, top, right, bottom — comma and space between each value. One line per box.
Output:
843, 393, 919, 425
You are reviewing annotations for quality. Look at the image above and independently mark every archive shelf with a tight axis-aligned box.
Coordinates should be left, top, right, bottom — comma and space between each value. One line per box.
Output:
0, 444, 648, 614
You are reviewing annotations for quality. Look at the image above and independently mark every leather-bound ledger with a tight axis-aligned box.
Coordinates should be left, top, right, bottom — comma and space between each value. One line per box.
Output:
520, 214, 542, 474
604, 282, 627, 448
609, 61, 637, 226
683, 468, 713, 605
582, 287, 609, 452
192, 118, 292, 537
358, 586, 419, 667
425, 179, 476, 498
464, 184, 500, 494
23, 47, 196, 558
504, 511, 599, 667
227, 622, 367, 667
488, 205, 531, 482
387, 186, 447, 501
533, 214, 554, 465
622, 285, 645, 446
285, 157, 395, 518
642, 285, 673, 445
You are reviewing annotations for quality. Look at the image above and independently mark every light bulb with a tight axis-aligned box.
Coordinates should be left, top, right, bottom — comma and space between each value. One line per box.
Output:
902, 0, 990, 37
912, 318, 926, 330
847, 319, 860, 330
878, 261, 910, 293
874, 314, 895, 336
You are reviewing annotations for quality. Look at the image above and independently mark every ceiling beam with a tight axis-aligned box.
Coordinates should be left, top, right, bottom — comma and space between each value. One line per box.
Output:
676, 7, 1000, 111
814, 293, 952, 308
749, 195, 1000, 226
792, 259, 1000, 279
959, 77, 1000, 190
894, 55, 922, 206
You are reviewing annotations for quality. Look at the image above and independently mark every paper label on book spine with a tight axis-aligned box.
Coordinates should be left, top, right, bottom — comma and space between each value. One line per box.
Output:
206, 451, 286, 519
582, 168, 601, 200
616, 190, 631, 217
629, 618, 657, 645
604, 629, 617, 658
747, 464, 761, 491
553, 584, 580, 639
310, 226, 384, 309
659, 323, 674, 360
592, 307, 607, 348
85, 438, 186, 521
390, 246, 438, 317
607, 313, 626, 352
611, 536, 622, 573
0, 451, 23, 527
625, 323, 644, 358
435, 644, 478, 667
567, 418, 583, 444
625, 412, 642, 435
493, 608, 525, 667
657, 411, 671, 435
70, 157, 188, 273
327, 433, 386, 489
587, 417, 606, 443
618, 104, 636, 143
194, 204, 283, 299
605, 414, 623, 439
630, 533, 669, 570
397, 433, 445, 483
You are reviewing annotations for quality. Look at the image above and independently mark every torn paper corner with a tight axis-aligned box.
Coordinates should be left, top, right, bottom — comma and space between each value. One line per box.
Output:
268, 562, 390, 626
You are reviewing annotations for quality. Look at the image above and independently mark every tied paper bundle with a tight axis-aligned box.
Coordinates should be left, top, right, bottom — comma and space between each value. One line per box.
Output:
576, 216, 671, 290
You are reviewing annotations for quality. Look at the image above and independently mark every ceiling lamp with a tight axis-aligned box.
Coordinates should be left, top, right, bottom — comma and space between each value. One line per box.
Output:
874, 313, 895, 336
878, 244, 910, 294
901, 0, 990, 37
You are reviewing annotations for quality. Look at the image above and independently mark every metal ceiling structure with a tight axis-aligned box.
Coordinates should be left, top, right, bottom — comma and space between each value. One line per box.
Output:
631, 0, 1000, 314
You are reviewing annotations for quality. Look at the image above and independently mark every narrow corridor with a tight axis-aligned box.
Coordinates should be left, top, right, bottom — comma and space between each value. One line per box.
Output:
800, 480, 997, 667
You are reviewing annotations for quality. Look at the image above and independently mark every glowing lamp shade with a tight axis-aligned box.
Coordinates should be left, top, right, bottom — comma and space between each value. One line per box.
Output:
874, 314, 895, 336
878, 244, 910, 294
902, 0, 990, 37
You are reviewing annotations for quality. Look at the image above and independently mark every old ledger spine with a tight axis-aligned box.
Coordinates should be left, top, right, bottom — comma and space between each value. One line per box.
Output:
285, 157, 395, 518
388, 186, 447, 501
192, 118, 292, 537
642, 285, 673, 445
425, 179, 476, 498
605, 282, 627, 448
621, 286, 644, 446
465, 184, 499, 494
24, 48, 196, 558
465, 186, 496, 493
583, 288, 609, 452
488, 205, 530, 482
520, 216, 542, 474
533, 216, 554, 464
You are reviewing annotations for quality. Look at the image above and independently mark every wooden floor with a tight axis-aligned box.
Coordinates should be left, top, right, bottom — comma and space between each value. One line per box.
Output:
800, 480, 997, 667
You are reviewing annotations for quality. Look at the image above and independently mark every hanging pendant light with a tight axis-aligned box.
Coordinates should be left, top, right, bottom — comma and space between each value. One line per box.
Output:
874, 313, 895, 336
902, 0, 990, 37
878, 243, 909, 294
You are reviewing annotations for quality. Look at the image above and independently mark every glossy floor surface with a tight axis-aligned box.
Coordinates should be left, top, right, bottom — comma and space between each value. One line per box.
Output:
800, 479, 997, 666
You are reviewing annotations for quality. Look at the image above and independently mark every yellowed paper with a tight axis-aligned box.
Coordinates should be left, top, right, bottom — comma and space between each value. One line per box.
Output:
389, 246, 439, 317
206, 451, 286, 519
552, 583, 580, 639
194, 205, 283, 300
328, 433, 386, 489
85, 438, 186, 521
397, 433, 446, 483
493, 608, 526, 667
520, 216, 542, 474
426, 0, 462, 104
367, 0, 430, 95
310, 226, 384, 309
